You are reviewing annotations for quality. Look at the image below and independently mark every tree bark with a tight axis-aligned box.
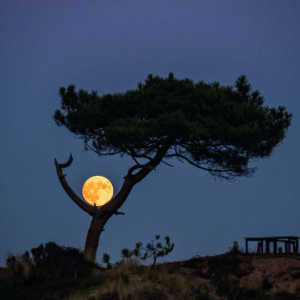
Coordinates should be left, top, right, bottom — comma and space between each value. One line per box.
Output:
55, 145, 169, 262
84, 216, 107, 262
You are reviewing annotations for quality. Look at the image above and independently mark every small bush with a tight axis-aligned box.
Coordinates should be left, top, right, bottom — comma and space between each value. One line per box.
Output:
270, 291, 300, 300
291, 272, 300, 280
102, 253, 112, 269
122, 234, 175, 271
6, 252, 35, 280
262, 276, 273, 290
6, 242, 96, 280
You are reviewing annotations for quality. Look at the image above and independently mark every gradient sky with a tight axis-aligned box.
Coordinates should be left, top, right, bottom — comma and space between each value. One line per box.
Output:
1, 1, 299, 266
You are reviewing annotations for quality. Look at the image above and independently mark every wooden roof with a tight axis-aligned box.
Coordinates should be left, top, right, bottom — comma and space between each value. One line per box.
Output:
245, 236, 299, 241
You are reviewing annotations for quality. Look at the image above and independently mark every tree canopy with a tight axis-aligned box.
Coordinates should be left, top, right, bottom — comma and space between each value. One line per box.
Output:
54, 73, 291, 180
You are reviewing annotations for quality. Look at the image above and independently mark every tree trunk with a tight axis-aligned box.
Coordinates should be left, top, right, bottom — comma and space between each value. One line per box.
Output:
84, 216, 107, 262
83, 177, 135, 262
55, 145, 170, 263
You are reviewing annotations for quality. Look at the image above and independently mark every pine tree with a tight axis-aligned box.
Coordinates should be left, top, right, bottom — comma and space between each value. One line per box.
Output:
54, 73, 291, 262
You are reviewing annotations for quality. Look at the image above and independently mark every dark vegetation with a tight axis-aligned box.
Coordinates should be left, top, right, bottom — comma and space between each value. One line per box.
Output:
5, 242, 96, 279
120, 235, 175, 270
1, 242, 104, 300
103, 235, 174, 271
1, 242, 300, 300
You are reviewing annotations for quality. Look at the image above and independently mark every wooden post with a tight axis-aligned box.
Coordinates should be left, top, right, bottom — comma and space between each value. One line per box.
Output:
285, 241, 288, 254
257, 241, 262, 254
266, 240, 270, 254
274, 240, 278, 254
292, 241, 296, 253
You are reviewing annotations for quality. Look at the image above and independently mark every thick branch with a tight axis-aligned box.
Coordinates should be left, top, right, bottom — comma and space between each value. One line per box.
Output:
102, 143, 171, 222
54, 154, 95, 216
129, 143, 171, 184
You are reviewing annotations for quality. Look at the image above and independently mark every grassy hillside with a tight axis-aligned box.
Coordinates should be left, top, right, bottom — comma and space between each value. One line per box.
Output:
1, 251, 300, 299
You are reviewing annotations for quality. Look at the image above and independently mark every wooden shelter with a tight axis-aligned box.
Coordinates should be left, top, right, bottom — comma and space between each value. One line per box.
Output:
245, 236, 299, 254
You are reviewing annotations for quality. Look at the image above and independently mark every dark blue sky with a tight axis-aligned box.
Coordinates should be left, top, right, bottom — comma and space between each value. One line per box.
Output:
1, 1, 299, 266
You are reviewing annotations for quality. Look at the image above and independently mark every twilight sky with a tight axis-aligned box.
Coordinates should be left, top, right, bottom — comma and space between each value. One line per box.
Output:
1, 1, 299, 266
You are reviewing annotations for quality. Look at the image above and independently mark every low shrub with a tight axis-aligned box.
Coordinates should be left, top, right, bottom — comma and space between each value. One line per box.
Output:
121, 234, 175, 271
6, 242, 97, 280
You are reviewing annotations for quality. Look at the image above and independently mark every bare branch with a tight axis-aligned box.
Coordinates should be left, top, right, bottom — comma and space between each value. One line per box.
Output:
54, 155, 95, 216
115, 211, 125, 215
173, 153, 249, 180
124, 164, 144, 178
56, 153, 73, 168
161, 159, 175, 167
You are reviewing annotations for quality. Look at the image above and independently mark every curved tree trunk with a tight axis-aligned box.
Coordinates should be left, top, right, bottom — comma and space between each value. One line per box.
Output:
55, 145, 170, 262
84, 216, 107, 262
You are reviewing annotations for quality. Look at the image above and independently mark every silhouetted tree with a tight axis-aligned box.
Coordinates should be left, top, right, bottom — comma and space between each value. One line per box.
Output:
54, 73, 291, 262
122, 235, 175, 270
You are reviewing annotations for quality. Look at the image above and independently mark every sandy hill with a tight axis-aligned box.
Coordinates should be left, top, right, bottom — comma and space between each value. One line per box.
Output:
1, 252, 300, 299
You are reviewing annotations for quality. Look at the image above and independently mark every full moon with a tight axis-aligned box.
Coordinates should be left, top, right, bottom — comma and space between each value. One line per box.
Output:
82, 176, 113, 206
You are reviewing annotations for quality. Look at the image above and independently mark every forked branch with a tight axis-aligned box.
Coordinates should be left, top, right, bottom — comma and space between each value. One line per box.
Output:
54, 154, 125, 217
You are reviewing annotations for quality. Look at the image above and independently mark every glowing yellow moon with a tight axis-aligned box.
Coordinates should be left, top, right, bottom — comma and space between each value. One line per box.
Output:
82, 176, 113, 206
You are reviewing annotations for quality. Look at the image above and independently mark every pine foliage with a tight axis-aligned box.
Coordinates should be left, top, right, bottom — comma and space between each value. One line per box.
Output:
54, 73, 291, 179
